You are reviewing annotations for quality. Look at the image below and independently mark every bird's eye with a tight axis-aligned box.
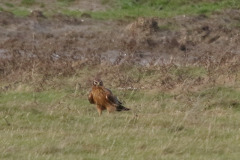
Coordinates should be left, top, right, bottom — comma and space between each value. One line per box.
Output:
94, 81, 97, 85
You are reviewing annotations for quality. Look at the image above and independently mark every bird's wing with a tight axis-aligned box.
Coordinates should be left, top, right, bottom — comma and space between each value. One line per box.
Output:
88, 91, 95, 104
105, 88, 130, 111
105, 88, 118, 105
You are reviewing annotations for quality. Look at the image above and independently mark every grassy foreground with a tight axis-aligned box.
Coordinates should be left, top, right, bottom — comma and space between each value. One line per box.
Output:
1, 63, 240, 159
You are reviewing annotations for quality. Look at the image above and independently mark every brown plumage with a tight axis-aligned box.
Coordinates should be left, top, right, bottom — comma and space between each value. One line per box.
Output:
88, 78, 130, 116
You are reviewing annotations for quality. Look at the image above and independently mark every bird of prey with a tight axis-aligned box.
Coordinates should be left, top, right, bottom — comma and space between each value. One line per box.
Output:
88, 78, 130, 116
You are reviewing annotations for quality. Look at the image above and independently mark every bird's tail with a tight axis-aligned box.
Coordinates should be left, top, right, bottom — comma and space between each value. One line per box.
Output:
116, 104, 130, 111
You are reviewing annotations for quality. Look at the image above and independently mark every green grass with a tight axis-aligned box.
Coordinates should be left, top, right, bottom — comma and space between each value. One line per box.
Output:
198, 86, 240, 111
40, 3, 45, 8
2, 0, 240, 19
11, 9, 30, 17
0, 0, 238, 19
1, 68, 240, 159
4, 3, 14, 7
61, 9, 83, 17
91, 0, 240, 19
57, 0, 75, 3
21, 0, 35, 6
56, 0, 75, 7
171, 66, 207, 78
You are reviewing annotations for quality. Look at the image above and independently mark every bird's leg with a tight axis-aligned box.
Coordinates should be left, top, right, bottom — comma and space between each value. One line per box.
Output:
97, 108, 102, 116
97, 105, 102, 116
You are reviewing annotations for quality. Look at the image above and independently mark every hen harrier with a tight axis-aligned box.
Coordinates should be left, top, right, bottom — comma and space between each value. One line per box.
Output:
88, 78, 130, 116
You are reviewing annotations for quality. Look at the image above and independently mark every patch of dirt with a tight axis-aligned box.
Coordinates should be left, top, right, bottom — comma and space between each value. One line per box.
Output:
0, 9, 240, 68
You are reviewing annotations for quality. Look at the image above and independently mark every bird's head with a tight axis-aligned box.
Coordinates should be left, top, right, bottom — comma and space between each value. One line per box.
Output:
93, 78, 103, 87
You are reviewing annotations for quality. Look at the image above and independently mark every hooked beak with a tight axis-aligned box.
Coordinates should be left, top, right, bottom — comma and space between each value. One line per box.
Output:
96, 82, 101, 86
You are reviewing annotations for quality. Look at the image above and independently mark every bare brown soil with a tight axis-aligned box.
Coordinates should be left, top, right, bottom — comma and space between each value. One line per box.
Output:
0, 9, 240, 81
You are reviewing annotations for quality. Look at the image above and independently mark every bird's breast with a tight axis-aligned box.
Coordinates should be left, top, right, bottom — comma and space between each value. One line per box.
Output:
92, 88, 107, 105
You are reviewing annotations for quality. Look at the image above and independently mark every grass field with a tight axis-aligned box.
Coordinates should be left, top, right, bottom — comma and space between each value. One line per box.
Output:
1, 62, 240, 159
1, 0, 240, 159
